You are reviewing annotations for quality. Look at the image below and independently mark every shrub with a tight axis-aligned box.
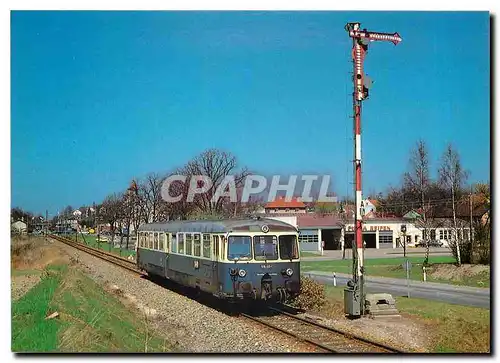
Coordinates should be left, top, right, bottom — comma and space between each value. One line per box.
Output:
290, 276, 326, 311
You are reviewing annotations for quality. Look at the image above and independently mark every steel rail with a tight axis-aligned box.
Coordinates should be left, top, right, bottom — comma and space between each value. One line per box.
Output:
240, 313, 337, 353
50, 235, 404, 353
49, 235, 141, 275
269, 306, 405, 353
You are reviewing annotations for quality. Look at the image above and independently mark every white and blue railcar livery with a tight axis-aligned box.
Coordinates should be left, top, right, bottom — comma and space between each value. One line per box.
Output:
136, 218, 300, 303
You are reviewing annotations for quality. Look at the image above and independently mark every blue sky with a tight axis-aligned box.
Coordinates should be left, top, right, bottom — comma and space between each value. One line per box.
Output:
11, 11, 490, 215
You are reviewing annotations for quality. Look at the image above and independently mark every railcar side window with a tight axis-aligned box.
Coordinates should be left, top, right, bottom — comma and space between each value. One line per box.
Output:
178, 233, 184, 254
213, 235, 219, 259
171, 234, 177, 253
165, 234, 170, 252
227, 236, 252, 261
202, 234, 211, 258
221, 236, 226, 260
186, 234, 193, 255
253, 235, 279, 260
159, 233, 164, 251
149, 232, 153, 249
278, 235, 299, 260
154, 233, 159, 250
193, 234, 201, 257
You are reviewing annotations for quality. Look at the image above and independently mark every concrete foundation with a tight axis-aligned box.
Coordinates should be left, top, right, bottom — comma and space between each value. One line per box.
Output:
364, 293, 400, 318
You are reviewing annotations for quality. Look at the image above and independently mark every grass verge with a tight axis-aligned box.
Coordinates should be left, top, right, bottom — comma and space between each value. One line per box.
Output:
301, 256, 490, 288
69, 234, 136, 258
317, 284, 490, 353
12, 263, 172, 352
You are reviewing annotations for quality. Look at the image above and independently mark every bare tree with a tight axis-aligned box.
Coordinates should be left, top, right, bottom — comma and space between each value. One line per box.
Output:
137, 173, 165, 223
101, 193, 123, 246
404, 140, 432, 263
182, 149, 249, 215
439, 143, 468, 265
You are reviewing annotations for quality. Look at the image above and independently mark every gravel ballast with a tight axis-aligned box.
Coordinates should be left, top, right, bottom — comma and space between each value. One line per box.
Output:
53, 239, 315, 353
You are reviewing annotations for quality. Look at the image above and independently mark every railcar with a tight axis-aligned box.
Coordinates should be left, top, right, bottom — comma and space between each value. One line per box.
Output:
136, 218, 300, 303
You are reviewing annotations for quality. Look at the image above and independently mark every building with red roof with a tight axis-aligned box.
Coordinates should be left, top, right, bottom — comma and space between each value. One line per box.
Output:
264, 196, 307, 214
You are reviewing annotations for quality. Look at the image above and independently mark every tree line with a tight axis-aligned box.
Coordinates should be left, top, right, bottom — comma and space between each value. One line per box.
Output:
375, 140, 490, 265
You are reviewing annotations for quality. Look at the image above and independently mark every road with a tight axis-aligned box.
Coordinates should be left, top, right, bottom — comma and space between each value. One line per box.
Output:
301, 247, 452, 261
306, 271, 490, 309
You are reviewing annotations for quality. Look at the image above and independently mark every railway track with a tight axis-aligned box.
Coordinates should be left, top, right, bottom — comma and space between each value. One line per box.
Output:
241, 307, 404, 353
50, 234, 404, 354
49, 234, 141, 275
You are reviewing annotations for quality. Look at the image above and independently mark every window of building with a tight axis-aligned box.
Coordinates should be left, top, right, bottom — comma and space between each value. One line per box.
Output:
406, 235, 411, 244
202, 234, 211, 258
439, 230, 444, 240
431, 230, 436, 240
178, 233, 184, 254
193, 234, 201, 257
379, 235, 393, 244
186, 234, 193, 255
299, 233, 319, 244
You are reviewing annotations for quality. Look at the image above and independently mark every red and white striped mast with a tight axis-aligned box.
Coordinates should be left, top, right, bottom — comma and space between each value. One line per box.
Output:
345, 22, 401, 316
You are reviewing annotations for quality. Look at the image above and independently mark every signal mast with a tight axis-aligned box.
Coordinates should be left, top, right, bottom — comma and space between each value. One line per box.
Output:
344, 23, 402, 317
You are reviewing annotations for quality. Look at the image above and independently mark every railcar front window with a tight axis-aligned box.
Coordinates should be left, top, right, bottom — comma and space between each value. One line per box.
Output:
253, 235, 278, 260
279, 235, 299, 260
227, 236, 252, 260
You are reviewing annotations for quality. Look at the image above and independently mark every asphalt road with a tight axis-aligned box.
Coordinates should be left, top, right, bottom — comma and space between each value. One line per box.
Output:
301, 247, 452, 261
306, 271, 490, 309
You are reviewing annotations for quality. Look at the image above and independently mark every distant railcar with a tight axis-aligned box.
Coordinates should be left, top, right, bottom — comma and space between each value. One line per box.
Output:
136, 218, 300, 303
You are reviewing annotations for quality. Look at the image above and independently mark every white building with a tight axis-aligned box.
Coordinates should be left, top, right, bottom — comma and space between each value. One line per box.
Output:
11, 220, 27, 234
267, 213, 470, 252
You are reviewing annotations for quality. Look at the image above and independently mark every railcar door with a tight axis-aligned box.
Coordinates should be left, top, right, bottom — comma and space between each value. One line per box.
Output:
212, 235, 219, 292
164, 233, 172, 278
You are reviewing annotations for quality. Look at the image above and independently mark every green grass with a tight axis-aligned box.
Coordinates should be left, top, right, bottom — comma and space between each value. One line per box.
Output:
300, 251, 322, 257
12, 267, 64, 352
301, 256, 489, 288
71, 234, 136, 258
12, 263, 173, 352
320, 285, 490, 353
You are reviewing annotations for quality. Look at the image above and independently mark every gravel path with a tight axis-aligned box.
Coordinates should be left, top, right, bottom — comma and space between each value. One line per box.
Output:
53, 239, 315, 353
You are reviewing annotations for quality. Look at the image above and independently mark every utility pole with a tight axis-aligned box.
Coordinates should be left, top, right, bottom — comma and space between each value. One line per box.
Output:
469, 185, 474, 246
344, 22, 402, 317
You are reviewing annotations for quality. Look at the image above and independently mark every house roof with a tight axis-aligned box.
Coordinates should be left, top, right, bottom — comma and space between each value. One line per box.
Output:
297, 213, 404, 228
265, 196, 306, 209
297, 214, 343, 228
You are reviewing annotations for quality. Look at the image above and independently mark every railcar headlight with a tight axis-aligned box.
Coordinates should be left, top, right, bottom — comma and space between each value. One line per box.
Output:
285, 268, 293, 277
229, 268, 238, 276
238, 269, 247, 278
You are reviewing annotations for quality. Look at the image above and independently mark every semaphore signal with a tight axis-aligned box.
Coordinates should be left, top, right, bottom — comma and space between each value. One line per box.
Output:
344, 22, 402, 317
